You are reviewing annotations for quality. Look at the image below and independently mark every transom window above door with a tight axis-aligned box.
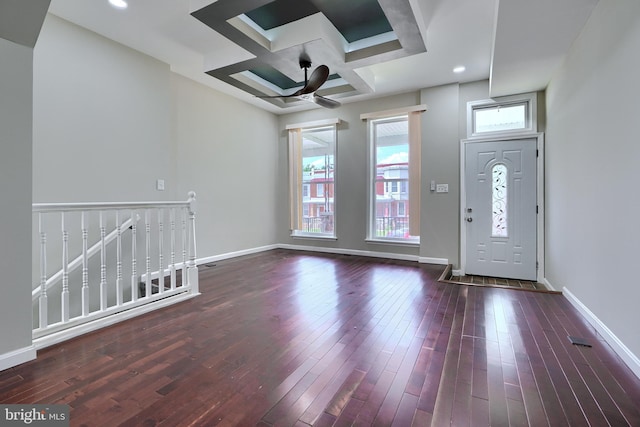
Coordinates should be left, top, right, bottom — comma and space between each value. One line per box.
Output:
467, 92, 537, 139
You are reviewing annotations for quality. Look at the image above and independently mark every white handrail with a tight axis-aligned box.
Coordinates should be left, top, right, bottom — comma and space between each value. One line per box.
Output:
33, 200, 186, 212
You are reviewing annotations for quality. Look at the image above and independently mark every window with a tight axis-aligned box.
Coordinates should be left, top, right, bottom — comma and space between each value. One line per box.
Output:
467, 93, 537, 138
475, 103, 526, 133
364, 109, 423, 242
288, 119, 338, 238
492, 163, 508, 237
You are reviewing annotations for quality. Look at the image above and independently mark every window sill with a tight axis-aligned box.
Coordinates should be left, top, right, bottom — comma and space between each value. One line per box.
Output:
291, 233, 337, 241
365, 238, 420, 247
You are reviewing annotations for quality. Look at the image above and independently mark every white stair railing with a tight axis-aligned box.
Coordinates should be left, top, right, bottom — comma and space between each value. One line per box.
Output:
32, 192, 199, 349
31, 214, 139, 302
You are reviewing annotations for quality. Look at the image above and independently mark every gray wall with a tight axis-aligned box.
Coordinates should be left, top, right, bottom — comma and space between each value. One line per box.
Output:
545, 0, 640, 357
0, 0, 51, 365
0, 37, 35, 360
421, 83, 460, 265
172, 73, 279, 257
32, 14, 279, 260
34, 14, 175, 203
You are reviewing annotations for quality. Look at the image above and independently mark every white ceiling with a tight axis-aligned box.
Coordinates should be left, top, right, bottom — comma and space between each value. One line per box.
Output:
47, 0, 599, 114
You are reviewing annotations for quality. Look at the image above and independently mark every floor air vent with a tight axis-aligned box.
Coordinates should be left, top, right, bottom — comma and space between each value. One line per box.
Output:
568, 335, 592, 347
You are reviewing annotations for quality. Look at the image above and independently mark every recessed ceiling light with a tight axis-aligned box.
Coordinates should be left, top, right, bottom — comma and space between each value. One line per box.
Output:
109, 0, 128, 9
453, 66, 466, 73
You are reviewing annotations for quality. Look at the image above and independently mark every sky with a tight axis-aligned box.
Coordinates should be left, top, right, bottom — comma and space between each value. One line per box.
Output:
304, 145, 408, 169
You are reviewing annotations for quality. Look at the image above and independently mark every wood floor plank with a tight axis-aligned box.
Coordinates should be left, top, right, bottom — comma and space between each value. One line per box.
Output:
352, 369, 395, 426
1, 250, 639, 426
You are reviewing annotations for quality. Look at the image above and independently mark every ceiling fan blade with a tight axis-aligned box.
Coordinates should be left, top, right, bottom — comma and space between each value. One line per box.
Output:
301, 65, 330, 94
256, 63, 331, 102
313, 93, 341, 109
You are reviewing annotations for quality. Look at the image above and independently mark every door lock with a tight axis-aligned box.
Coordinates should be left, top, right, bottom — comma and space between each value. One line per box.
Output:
466, 217, 473, 222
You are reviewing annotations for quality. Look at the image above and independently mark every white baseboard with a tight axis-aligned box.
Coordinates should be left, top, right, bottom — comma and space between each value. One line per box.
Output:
419, 257, 449, 265
452, 269, 463, 276
562, 286, 640, 380
540, 277, 558, 292
197, 244, 279, 266
197, 244, 451, 266
278, 244, 421, 262
0, 345, 36, 372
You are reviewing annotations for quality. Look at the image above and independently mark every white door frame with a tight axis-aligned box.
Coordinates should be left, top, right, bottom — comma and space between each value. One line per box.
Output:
459, 132, 545, 282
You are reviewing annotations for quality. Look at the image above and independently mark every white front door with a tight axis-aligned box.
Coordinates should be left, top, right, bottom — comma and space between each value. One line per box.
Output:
464, 139, 537, 280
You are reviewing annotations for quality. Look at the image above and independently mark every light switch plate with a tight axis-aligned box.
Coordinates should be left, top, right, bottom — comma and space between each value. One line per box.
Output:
436, 184, 448, 193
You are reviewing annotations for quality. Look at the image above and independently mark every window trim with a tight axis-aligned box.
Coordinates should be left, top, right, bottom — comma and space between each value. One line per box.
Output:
466, 93, 537, 139
365, 112, 421, 244
287, 121, 339, 239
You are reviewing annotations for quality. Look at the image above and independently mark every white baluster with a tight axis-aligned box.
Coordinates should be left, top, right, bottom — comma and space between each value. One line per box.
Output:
170, 208, 176, 290
81, 211, 89, 316
157, 208, 164, 294
38, 213, 48, 329
131, 209, 138, 301
99, 211, 107, 311
186, 192, 199, 293
145, 209, 151, 297
181, 207, 187, 287
116, 210, 123, 305
61, 212, 70, 323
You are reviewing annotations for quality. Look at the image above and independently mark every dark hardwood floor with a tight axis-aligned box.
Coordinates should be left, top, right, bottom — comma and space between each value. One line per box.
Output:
2, 249, 640, 426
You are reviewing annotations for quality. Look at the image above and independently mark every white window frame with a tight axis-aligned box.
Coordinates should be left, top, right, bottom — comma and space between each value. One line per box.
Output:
286, 118, 339, 240
363, 106, 425, 245
467, 92, 537, 139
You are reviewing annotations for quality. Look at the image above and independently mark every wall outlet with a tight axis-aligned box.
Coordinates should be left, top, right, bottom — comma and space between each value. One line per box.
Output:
436, 184, 448, 193
156, 179, 165, 191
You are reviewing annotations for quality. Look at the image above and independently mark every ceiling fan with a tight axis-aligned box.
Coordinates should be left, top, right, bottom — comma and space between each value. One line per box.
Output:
258, 57, 341, 109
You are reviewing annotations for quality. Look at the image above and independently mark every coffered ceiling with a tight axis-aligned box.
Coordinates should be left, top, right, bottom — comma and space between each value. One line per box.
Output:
47, 0, 599, 114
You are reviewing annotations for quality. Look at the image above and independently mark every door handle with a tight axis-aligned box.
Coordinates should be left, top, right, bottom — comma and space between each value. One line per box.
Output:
466, 217, 473, 222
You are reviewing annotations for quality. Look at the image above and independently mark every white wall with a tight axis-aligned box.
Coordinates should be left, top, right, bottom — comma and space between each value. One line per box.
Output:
546, 0, 640, 361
